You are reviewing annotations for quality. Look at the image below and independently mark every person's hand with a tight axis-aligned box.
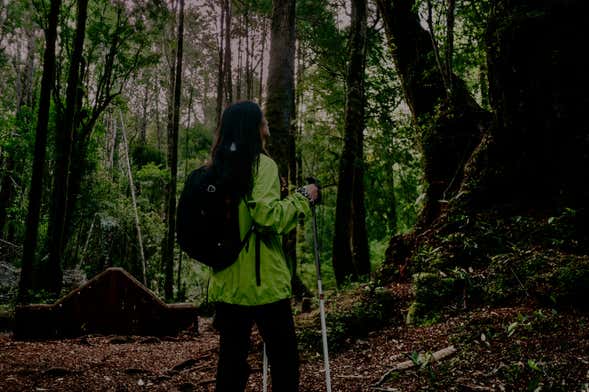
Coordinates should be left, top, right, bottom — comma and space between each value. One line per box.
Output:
303, 184, 320, 204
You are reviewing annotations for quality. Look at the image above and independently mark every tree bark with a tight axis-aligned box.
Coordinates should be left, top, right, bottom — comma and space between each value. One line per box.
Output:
258, 18, 267, 104
215, 0, 225, 127
245, 8, 253, 100
163, 0, 184, 301
266, 0, 306, 294
236, 12, 243, 101
266, 0, 296, 193
332, 0, 370, 285
223, 0, 233, 105
19, 0, 61, 303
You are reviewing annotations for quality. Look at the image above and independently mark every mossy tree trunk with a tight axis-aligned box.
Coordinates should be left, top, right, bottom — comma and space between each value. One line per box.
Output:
376, 0, 489, 227
460, 0, 589, 210
378, 0, 589, 282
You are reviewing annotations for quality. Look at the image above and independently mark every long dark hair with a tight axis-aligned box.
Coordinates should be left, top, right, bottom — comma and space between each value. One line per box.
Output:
210, 101, 265, 198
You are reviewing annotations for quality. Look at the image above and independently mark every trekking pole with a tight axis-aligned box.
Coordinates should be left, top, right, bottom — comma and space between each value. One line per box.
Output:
262, 343, 268, 392
311, 203, 332, 392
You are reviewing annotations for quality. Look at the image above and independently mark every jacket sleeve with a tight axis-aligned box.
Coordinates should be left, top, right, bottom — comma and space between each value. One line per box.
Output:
246, 156, 311, 235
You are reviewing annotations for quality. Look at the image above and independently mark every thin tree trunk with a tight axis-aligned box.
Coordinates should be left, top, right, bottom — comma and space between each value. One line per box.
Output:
332, 0, 369, 285
119, 112, 147, 286
78, 213, 97, 269
215, 0, 225, 127
177, 85, 194, 296
258, 18, 267, 104
245, 9, 252, 100
236, 12, 243, 101
19, 0, 61, 303
163, 0, 184, 301
445, 0, 455, 93
156, 92, 163, 152
140, 83, 149, 144
223, 0, 233, 105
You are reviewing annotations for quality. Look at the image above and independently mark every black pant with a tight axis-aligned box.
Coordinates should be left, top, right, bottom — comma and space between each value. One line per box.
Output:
214, 299, 299, 392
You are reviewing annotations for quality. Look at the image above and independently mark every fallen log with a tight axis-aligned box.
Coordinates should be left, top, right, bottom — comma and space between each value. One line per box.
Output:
373, 345, 457, 387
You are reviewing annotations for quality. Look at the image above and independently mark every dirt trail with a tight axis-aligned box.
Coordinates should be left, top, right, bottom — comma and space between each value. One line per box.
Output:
1, 305, 588, 391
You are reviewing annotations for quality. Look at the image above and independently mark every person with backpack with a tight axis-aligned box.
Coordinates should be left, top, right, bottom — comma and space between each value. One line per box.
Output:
194, 101, 319, 391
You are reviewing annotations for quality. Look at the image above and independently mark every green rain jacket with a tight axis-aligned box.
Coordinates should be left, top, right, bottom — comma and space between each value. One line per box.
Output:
208, 154, 311, 306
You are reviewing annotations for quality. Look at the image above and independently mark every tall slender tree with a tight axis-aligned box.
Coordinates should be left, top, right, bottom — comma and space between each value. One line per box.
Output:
163, 0, 185, 300
223, 0, 233, 105
18, 0, 61, 302
332, 0, 370, 285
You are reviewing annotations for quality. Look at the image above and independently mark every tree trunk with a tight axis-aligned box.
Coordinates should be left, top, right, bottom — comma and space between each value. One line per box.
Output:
215, 0, 225, 127
266, 0, 296, 193
245, 9, 253, 100
44, 0, 88, 296
332, 0, 370, 285
258, 18, 267, 104
140, 83, 149, 144
266, 0, 306, 294
119, 112, 147, 286
223, 0, 233, 105
163, 0, 184, 301
236, 12, 243, 101
460, 0, 589, 210
18, 0, 61, 303
376, 0, 488, 227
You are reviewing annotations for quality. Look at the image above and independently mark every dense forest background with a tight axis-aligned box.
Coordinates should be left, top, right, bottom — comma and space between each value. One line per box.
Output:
1, 0, 588, 324
2, 0, 589, 390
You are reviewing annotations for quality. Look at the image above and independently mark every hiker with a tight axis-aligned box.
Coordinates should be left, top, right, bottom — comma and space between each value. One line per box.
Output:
208, 101, 319, 392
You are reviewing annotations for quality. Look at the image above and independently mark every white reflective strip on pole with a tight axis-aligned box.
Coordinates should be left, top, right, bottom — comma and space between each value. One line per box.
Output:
317, 279, 332, 392
263, 343, 268, 392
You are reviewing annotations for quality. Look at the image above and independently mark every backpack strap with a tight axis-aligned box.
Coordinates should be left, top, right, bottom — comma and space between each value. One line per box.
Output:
241, 224, 255, 250
242, 196, 263, 287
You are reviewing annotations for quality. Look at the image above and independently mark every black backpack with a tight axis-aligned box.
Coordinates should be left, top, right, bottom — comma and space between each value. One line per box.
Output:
176, 166, 255, 272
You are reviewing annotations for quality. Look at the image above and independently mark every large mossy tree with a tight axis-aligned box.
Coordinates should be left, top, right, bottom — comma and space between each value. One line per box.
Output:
377, 0, 589, 316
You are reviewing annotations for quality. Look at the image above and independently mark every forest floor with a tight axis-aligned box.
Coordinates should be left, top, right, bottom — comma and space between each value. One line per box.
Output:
1, 284, 588, 391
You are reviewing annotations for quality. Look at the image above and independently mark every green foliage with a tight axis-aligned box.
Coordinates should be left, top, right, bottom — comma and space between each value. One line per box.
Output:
136, 163, 169, 209
407, 272, 462, 325
298, 285, 400, 353
132, 144, 165, 167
